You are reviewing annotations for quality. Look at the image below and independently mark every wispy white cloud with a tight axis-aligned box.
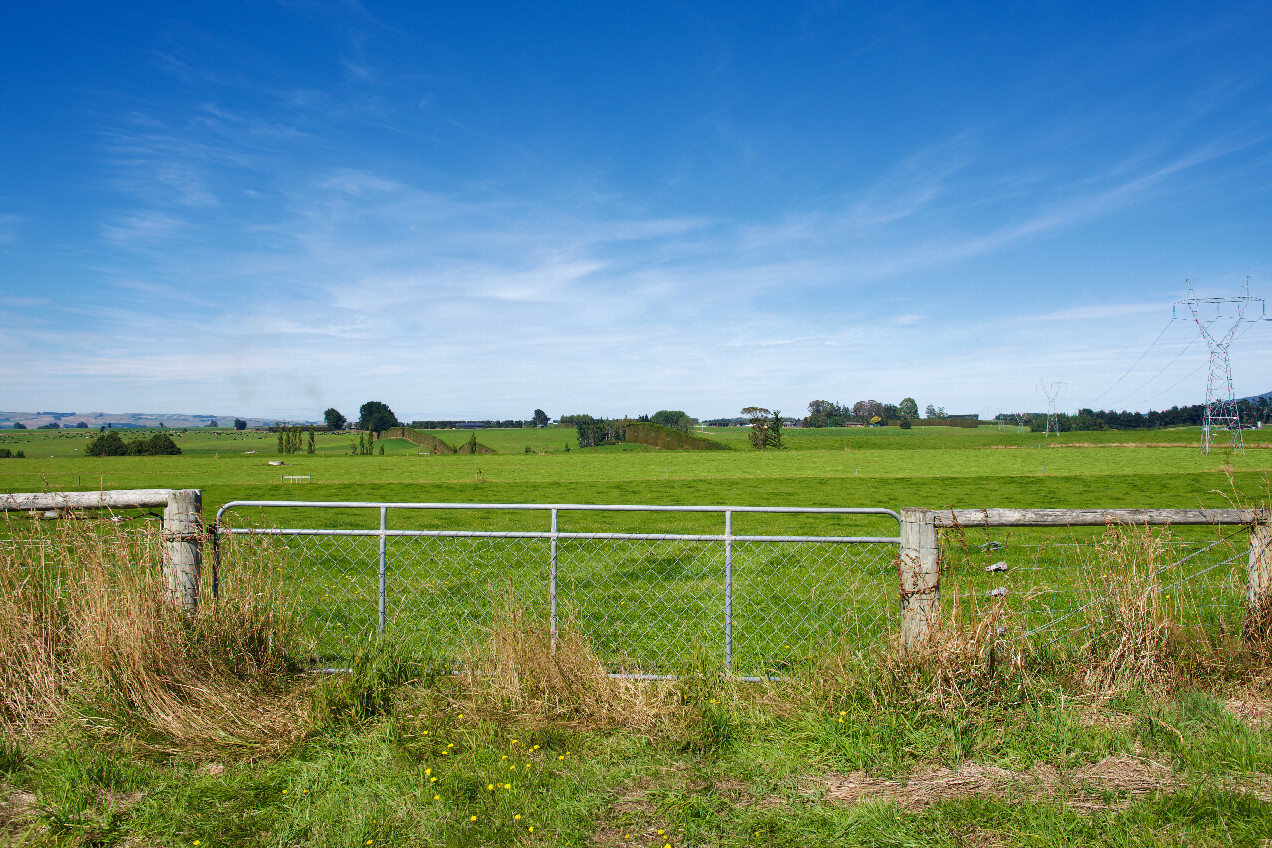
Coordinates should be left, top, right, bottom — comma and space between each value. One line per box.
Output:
0, 213, 20, 244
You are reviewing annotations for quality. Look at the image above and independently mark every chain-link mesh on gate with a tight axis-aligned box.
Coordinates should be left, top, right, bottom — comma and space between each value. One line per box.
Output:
937, 522, 1252, 646
213, 502, 902, 676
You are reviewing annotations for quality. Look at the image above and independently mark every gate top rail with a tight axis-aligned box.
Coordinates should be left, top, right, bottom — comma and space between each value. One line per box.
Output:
216, 500, 901, 520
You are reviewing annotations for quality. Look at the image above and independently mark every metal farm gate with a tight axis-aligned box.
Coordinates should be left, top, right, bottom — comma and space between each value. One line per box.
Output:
213, 501, 902, 678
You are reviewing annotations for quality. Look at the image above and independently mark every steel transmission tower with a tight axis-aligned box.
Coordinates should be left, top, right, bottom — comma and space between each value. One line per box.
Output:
1175, 279, 1265, 455
1039, 381, 1065, 437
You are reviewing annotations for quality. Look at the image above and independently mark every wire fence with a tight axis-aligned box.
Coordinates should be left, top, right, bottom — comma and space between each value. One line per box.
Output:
213, 502, 903, 678
937, 522, 1252, 646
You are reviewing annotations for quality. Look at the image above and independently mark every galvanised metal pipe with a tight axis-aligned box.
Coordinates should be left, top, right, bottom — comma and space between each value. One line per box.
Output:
550, 508, 559, 652
725, 509, 733, 673
378, 506, 387, 637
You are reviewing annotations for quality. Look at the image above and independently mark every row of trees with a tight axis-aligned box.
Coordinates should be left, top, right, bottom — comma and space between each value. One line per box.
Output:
997, 397, 1272, 433
573, 416, 627, 448
803, 399, 929, 427
328, 405, 556, 434
277, 425, 316, 455
86, 431, 182, 457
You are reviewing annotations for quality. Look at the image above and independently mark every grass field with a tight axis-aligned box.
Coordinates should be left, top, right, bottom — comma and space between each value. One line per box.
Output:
5, 425, 1272, 846
3, 425, 1270, 518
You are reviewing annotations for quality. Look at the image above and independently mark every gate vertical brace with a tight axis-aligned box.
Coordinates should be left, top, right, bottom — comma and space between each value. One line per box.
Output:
724, 510, 733, 674
550, 508, 559, 652
378, 506, 387, 637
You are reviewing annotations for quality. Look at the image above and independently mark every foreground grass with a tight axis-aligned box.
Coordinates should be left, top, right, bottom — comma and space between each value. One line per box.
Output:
6, 661, 1272, 847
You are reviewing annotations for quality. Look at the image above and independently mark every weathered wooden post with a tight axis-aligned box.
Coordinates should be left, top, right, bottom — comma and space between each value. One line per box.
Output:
1243, 514, 1272, 641
899, 507, 940, 648
162, 489, 203, 613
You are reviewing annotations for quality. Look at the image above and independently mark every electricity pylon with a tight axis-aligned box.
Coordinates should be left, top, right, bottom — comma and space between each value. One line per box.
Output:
1175, 279, 1265, 455
1039, 381, 1065, 437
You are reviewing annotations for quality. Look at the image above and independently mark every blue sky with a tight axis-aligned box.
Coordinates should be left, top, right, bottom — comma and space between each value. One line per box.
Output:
3, 2, 1271, 422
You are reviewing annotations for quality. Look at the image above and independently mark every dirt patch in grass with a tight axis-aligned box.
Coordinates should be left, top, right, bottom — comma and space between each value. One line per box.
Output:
817, 754, 1271, 811
590, 774, 783, 847
1226, 695, 1272, 728
0, 789, 36, 837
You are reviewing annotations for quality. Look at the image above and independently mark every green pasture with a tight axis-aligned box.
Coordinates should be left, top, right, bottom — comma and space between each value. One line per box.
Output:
4, 424, 1268, 671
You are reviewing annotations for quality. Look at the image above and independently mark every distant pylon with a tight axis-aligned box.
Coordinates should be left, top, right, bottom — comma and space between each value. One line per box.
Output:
1176, 279, 1265, 455
1039, 381, 1065, 437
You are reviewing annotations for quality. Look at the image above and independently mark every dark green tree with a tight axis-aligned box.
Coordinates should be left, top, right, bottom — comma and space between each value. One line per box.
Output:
766, 410, 783, 449
742, 407, 771, 449
129, 433, 181, 456
233, 418, 247, 431
86, 431, 128, 456
358, 402, 398, 436
650, 410, 692, 432
12, 422, 26, 430
307, 425, 316, 454
323, 408, 347, 430
898, 398, 919, 420
532, 409, 549, 428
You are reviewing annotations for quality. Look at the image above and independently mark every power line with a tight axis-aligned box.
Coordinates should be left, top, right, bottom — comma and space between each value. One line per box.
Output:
1089, 314, 1174, 404
1134, 363, 1206, 407
1107, 335, 1197, 410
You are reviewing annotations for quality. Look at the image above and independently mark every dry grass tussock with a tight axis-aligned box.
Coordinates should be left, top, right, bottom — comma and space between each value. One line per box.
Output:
448, 601, 684, 732
0, 514, 312, 756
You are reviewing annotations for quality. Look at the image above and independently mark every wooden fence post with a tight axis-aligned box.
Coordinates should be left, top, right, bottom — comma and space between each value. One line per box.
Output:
162, 489, 202, 613
899, 507, 939, 648
1244, 516, 1272, 640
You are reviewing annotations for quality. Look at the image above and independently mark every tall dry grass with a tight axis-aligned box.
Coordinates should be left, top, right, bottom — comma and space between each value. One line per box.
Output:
0, 514, 312, 756
447, 599, 682, 731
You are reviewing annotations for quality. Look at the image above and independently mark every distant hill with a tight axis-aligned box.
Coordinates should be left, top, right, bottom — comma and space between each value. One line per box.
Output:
0, 410, 312, 430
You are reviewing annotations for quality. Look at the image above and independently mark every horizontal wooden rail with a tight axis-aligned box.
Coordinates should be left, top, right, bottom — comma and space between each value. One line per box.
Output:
932, 508, 1264, 528
0, 489, 176, 511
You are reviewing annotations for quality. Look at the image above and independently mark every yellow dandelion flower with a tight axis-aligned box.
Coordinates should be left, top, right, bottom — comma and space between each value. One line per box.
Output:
282, 789, 288, 794
510, 738, 517, 744
441, 751, 449, 756
528, 826, 534, 833
430, 777, 437, 783
658, 830, 665, 835
502, 755, 508, 760
425, 768, 431, 775
366, 841, 373, 846
434, 794, 440, 800
193, 842, 201, 846
447, 743, 454, 748
487, 783, 494, 790
558, 754, 565, 760
457, 713, 463, 718
510, 765, 516, 771
470, 815, 478, 822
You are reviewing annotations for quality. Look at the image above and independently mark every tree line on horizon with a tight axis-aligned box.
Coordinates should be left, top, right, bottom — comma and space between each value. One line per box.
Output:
1002, 397, 1272, 432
